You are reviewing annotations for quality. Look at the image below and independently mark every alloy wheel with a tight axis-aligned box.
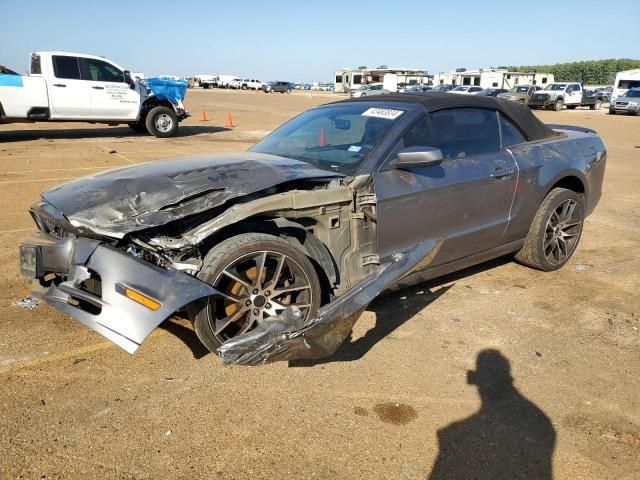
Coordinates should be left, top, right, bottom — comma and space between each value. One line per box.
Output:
207, 250, 313, 342
543, 199, 582, 264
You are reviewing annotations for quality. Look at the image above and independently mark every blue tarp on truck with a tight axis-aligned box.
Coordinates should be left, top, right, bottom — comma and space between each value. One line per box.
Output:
145, 78, 188, 102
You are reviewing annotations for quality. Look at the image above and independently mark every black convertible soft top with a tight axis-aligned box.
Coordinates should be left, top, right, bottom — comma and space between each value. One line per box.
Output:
335, 92, 560, 142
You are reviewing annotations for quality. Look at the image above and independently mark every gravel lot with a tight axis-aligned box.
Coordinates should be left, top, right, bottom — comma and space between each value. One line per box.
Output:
0, 89, 638, 479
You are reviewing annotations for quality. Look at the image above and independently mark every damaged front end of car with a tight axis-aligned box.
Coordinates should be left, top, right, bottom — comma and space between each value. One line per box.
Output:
19, 152, 443, 363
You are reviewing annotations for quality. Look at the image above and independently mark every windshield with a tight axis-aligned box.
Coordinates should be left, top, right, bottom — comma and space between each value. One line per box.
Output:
544, 84, 567, 91
509, 86, 529, 93
622, 89, 640, 98
250, 104, 407, 175
453, 86, 468, 91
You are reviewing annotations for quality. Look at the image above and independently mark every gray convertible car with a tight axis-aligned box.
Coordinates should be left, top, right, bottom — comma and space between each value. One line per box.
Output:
19, 94, 606, 364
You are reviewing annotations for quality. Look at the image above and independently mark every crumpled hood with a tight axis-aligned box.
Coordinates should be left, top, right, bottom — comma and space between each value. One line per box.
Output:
41, 152, 342, 237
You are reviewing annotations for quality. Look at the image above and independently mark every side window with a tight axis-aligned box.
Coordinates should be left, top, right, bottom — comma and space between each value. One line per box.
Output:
30, 54, 42, 75
52, 56, 80, 79
499, 114, 527, 147
79, 58, 123, 82
415, 109, 501, 159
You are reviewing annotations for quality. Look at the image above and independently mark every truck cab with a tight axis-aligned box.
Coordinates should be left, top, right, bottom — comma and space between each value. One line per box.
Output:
0, 52, 189, 137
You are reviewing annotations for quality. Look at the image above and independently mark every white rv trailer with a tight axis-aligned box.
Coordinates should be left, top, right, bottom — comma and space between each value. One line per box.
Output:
611, 69, 640, 103
432, 68, 554, 89
333, 67, 428, 93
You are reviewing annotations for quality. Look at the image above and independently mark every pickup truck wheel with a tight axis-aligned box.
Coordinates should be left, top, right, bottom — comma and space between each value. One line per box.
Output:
191, 233, 322, 352
145, 106, 178, 138
287, 88, 292, 94
608, 109, 616, 115
128, 122, 148, 134
554, 99, 564, 111
591, 100, 602, 110
515, 188, 584, 272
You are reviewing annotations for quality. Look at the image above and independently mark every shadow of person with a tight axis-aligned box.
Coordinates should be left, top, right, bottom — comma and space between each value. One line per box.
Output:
428, 349, 556, 480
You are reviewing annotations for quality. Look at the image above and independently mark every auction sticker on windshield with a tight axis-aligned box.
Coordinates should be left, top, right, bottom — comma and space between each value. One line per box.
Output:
362, 108, 404, 120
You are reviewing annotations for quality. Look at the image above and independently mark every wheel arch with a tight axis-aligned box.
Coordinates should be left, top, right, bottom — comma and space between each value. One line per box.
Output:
545, 174, 586, 197
197, 218, 339, 302
141, 96, 177, 117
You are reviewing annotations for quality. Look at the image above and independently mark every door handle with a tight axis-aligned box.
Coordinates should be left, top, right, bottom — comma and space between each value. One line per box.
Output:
53, 84, 66, 87
92, 86, 104, 90
490, 167, 515, 179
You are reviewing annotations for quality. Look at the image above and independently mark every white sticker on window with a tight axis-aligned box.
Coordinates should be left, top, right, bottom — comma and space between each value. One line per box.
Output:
361, 108, 404, 120
348, 145, 362, 152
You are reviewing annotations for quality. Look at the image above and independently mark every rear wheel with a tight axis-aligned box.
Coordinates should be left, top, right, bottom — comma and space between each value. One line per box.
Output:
191, 233, 322, 352
591, 99, 602, 110
515, 188, 584, 271
145, 106, 178, 138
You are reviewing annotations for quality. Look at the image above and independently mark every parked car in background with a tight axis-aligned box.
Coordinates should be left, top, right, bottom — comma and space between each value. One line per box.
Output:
18, 93, 606, 362
241, 78, 263, 90
529, 83, 604, 111
450, 86, 484, 95
215, 75, 238, 88
477, 88, 508, 97
497, 85, 540, 105
432, 84, 455, 92
609, 88, 640, 115
261, 81, 275, 93
350, 83, 388, 98
403, 85, 433, 93
228, 78, 243, 89
269, 81, 294, 93
194, 75, 218, 89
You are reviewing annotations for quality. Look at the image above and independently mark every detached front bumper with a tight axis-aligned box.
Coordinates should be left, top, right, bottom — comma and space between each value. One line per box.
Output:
20, 233, 215, 353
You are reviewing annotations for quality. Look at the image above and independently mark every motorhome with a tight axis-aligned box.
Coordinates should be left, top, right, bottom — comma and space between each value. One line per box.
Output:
611, 69, 640, 103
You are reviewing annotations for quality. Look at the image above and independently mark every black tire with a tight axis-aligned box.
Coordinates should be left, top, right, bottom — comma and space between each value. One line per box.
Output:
592, 99, 602, 110
190, 233, 322, 352
515, 188, 584, 272
128, 121, 148, 133
609, 109, 616, 115
554, 99, 564, 111
145, 106, 178, 138
203, 84, 210, 89
286, 88, 292, 94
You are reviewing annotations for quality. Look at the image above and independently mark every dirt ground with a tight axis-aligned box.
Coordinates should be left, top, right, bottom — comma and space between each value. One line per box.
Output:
0, 89, 638, 480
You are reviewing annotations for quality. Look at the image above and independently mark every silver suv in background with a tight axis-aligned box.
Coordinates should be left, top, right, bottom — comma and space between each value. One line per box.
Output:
350, 83, 389, 98
609, 88, 640, 115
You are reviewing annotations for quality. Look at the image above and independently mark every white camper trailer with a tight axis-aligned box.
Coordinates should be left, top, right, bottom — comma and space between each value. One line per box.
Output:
611, 69, 640, 103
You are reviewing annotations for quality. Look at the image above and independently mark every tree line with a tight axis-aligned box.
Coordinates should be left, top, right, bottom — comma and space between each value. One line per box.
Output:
508, 59, 640, 85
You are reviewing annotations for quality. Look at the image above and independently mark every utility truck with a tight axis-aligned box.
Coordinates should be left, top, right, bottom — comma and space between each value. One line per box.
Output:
528, 83, 604, 111
0, 52, 189, 137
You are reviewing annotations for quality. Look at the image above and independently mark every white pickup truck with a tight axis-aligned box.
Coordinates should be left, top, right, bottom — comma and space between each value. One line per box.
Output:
528, 82, 605, 111
0, 51, 189, 137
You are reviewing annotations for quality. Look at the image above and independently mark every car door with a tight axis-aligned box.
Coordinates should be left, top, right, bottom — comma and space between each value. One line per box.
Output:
48, 55, 92, 118
373, 108, 518, 266
79, 57, 140, 119
565, 84, 582, 105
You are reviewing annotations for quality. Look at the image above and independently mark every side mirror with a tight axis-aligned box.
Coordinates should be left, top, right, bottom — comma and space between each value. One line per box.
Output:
392, 146, 443, 170
124, 70, 135, 89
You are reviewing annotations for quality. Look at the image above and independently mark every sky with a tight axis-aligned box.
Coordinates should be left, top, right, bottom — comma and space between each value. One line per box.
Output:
1, 0, 638, 82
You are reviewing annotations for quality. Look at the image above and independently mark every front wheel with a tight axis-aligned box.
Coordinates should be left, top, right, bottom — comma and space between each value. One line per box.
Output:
515, 188, 584, 271
554, 99, 564, 111
145, 106, 178, 138
190, 233, 322, 352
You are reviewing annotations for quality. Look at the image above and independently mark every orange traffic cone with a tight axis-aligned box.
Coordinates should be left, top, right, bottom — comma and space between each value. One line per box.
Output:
226, 112, 235, 128
319, 127, 326, 147
200, 108, 208, 122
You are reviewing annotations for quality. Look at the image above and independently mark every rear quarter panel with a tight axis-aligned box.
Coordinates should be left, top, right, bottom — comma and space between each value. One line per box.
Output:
0, 76, 49, 118
504, 129, 606, 242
